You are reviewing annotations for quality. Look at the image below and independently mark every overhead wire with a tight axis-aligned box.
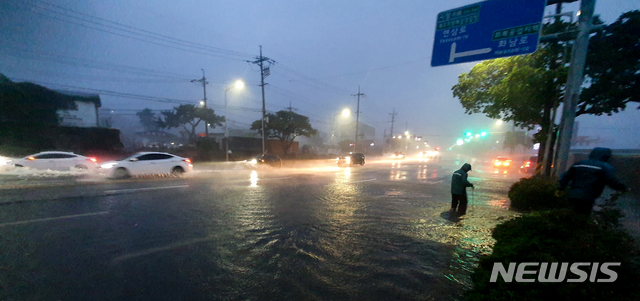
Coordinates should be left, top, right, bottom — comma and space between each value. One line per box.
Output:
8, 77, 263, 113
18, 1, 253, 62
3, 45, 195, 80
37, 1, 253, 58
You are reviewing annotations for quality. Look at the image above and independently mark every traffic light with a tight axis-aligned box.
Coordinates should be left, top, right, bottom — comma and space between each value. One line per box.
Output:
481, 131, 488, 137
465, 131, 472, 137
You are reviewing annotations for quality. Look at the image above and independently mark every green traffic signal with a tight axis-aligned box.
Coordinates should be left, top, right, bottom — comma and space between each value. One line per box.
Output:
481, 131, 487, 137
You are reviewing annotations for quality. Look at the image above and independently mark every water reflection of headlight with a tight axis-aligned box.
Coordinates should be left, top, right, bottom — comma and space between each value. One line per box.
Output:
344, 167, 351, 179
250, 170, 258, 187
101, 163, 117, 169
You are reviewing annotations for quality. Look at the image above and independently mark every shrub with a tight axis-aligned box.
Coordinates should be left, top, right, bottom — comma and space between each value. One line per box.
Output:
508, 176, 570, 211
464, 209, 640, 301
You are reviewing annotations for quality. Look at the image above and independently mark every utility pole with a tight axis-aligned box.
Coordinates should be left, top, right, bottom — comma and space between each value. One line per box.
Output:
389, 109, 397, 150
249, 46, 274, 154
555, 0, 596, 173
351, 86, 365, 152
191, 69, 208, 136
286, 101, 297, 112
541, 2, 565, 176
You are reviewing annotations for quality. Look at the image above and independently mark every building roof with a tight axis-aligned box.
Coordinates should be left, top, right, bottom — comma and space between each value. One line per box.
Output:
55, 89, 101, 107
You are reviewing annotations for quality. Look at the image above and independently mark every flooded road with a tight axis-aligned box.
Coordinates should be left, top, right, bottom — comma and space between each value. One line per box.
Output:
0, 157, 522, 300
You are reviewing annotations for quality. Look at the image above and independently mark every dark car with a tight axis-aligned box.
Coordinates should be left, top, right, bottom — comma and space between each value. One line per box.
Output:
520, 156, 538, 173
337, 153, 365, 166
246, 154, 282, 168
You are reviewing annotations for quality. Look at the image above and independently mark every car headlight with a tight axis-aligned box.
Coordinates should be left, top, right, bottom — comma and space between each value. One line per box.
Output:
250, 159, 257, 164
346, 157, 351, 163
101, 163, 118, 169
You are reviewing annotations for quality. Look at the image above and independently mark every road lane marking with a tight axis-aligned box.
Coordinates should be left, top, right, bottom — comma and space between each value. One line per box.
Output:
260, 177, 293, 181
111, 237, 215, 264
0, 211, 109, 227
350, 178, 377, 183
104, 185, 189, 195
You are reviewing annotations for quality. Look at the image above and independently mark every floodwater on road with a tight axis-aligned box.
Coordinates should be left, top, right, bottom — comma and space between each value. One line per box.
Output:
0, 157, 522, 300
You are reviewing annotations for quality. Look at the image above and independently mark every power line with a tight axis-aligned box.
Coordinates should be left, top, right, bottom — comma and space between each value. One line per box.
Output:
275, 63, 352, 95
3, 45, 194, 80
0, 65, 190, 84
8, 77, 263, 112
36, 1, 253, 58
19, 2, 252, 62
308, 57, 431, 81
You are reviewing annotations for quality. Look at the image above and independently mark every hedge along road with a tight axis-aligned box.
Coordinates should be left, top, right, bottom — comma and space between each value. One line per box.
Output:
0, 157, 521, 300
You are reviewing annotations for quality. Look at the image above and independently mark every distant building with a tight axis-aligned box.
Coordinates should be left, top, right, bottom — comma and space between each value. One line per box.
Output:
56, 91, 101, 127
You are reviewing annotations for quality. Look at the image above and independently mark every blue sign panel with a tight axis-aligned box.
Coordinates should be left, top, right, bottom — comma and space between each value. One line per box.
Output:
431, 0, 546, 67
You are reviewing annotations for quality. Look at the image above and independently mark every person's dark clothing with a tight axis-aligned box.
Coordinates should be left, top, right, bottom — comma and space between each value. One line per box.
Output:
451, 194, 468, 215
451, 163, 474, 215
559, 148, 626, 214
569, 198, 595, 215
451, 163, 474, 195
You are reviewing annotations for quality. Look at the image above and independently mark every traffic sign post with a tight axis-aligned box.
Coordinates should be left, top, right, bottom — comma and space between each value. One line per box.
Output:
431, 0, 547, 67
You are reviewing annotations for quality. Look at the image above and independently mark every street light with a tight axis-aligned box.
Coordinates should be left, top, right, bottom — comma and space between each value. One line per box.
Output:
496, 120, 503, 125
332, 108, 351, 142
225, 80, 245, 162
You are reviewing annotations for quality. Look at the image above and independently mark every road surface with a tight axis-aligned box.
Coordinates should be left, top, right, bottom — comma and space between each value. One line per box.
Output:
0, 157, 522, 300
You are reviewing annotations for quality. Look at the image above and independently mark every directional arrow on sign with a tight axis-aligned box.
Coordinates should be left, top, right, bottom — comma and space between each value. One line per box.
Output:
449, 42, 492, 63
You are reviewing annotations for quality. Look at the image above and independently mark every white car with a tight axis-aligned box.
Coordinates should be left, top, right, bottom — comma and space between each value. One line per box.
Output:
8, 151, 98, 171
99, 152, 193, 179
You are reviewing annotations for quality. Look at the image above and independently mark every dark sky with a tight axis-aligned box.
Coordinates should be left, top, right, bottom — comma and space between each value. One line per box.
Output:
1, 0, 638, 149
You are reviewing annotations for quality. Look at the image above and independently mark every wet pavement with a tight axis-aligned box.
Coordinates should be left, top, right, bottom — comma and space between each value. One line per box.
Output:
0, 157, 522, 300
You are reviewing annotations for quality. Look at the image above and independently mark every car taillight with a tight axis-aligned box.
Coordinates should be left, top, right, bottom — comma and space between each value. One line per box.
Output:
88, 157, 98, 162
27, 156, 35, 160
183, 158, 192, 163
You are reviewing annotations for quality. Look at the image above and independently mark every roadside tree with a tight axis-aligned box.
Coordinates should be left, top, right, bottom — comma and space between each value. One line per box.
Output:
136, 108, 159, 132
452, 11, 640, 174
156, 104, 224, 142
251, 110, 318, 155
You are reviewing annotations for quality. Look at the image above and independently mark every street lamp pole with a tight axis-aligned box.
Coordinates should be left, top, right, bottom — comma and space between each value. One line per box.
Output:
224, 80, 245, 162
225, 87, 231, 162
332, 108, 350, 146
